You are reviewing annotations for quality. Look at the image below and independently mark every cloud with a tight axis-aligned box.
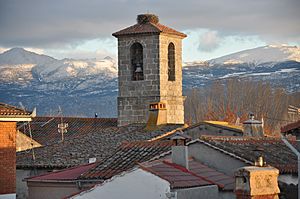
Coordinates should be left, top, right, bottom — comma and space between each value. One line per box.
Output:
198, 31, 221, 52
0, 0, 299, 49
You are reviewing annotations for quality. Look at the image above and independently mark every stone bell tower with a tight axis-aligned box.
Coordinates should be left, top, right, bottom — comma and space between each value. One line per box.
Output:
113, 14, 187, 126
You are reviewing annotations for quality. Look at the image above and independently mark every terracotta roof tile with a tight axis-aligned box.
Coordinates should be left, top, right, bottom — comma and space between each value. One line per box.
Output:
18, 117, 117, 145
188, 160, 234, 191
80, 140, 173, 180
26, 163, 97, 181
17, 124, 182, 168
183, 121, 243, 135
112, 22, 186, 38
140, 159, 234, 190
198, 136, 297, 174
0, 102, 31, 116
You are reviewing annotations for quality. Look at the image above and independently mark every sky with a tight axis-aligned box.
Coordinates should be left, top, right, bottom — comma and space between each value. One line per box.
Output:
0, 0, 299, 62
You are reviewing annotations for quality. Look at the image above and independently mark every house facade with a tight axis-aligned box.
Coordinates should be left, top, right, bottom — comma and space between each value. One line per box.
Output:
0, 102, 35, 199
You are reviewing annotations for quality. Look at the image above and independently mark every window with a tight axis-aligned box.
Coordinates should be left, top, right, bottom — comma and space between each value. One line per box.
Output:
130, 42, 144, 81
168, 43, 175, 81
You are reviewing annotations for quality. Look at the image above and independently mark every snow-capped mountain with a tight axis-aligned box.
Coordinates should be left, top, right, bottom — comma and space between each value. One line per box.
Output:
32, 58, 117, 82
0, 46, 299, 117
208, 45, 300, 65
0, 48, 117, 83
183, 45, 300, 67
0, 48, 55, 66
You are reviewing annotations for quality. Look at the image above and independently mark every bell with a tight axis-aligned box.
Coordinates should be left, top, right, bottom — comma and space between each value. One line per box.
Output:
135, 65, 143, 73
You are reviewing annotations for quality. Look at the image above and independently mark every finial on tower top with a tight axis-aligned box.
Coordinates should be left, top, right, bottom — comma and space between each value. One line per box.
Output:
137, 14, 159, 24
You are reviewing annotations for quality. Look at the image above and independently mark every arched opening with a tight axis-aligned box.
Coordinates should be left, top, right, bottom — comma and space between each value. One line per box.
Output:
168, 43, 175, 81
130, 42, 144, 81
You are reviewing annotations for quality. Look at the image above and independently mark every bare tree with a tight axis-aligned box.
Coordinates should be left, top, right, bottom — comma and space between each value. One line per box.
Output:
184, 78, 300, 135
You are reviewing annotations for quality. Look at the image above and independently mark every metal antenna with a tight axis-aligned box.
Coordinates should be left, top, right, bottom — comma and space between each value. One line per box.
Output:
57, 106, 68, 142
19, 102, 25, 110
40, 106, 63, 127
18, 103, 37, 174
27, 121, 37, 174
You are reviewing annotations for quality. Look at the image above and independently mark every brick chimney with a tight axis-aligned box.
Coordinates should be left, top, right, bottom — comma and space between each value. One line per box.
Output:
243, 113, 264, 137
170, 132, 191, 169
235, 157, 280, 199
146, 102, 167, 130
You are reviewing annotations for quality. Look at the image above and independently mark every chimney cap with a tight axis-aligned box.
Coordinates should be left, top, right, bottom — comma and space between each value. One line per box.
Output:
243, 113, 262, 124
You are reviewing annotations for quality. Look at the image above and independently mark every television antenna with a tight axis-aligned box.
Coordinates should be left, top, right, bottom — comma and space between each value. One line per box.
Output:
18, 102, 37, 174
57, 106, 68, 142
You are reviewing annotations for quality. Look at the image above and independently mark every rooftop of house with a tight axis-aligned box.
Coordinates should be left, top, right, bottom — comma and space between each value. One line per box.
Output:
17, 124, 183, 169
80, 140, 173, 180
0, 102, 32, 117
204, 121, 243, 132
197, 136, 297, 174
25, 162, 97, 182
281, 120, 300, 134
112, 14, 187, 38
18, 116, 118, 146
182, 120, 243, 138
140, 158, 234, 190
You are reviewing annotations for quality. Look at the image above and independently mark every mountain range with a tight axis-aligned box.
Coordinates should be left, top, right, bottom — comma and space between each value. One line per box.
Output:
0, 45, 299, 117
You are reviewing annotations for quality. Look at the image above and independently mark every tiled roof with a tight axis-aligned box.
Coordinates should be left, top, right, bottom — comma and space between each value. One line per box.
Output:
18, 117, 118, 146
26, 163, 96, 182
0, 102, 31, 116
281, 120, 300, 133
204, 121, 243, 132
112, 22, 186, 38
198, 136, 297, 174
17, 124, 182, 168
140, 159, 220, 189
80, 140, 173, 180
188, 160, 234, 191
184, 121, 243, 134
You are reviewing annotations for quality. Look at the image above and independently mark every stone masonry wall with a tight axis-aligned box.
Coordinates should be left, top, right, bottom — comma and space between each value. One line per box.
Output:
117, 34, 161, 126
0, 122, 16, 194
159, 34, 184, 124
117, 33, 185, 126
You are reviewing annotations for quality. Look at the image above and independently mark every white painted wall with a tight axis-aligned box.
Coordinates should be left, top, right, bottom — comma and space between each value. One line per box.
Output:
71, 168, 171, 199
0, 193, 16, 199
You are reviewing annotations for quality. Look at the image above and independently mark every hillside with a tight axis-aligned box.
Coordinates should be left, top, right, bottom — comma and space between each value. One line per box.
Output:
0, 46, 299, 117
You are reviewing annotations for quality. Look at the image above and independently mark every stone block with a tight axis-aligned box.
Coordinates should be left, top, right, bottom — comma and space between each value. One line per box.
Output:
235, 166, 280, 198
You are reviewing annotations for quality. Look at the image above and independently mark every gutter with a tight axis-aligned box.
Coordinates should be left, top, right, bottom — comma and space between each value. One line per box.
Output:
0, 107, 36, 122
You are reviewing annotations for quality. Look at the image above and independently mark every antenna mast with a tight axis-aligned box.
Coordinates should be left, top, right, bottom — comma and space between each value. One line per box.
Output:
57, 106, 68, 142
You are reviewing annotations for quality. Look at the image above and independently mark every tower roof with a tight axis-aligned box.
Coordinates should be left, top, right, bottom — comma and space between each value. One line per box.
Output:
112, 14, 187, 38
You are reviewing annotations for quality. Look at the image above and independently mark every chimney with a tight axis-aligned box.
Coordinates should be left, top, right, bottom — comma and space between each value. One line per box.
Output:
146, 102, 167, 130
235, 158, 280, 199
170, 132, 191, 170
243, 113, 264, 137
